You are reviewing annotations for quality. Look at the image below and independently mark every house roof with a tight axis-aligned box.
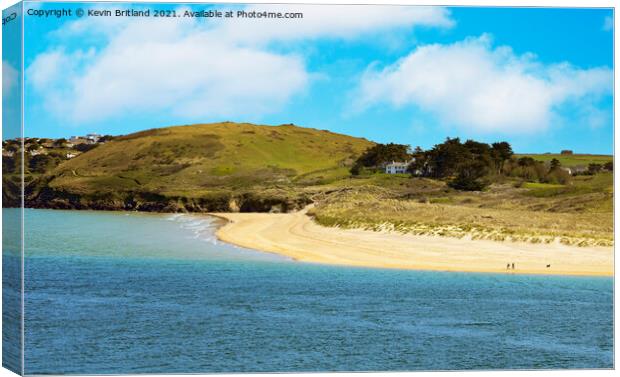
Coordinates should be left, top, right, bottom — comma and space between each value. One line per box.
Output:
385, 161, 409, 167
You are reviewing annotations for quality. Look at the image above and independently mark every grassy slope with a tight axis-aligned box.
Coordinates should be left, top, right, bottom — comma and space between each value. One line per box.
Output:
48, 122, 374, 197
311, 172, 613, 247
515, 153, 612, 167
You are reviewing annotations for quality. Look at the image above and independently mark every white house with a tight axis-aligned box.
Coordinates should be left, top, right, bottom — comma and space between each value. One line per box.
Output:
384, 158, 415, 174
86, 133, 102, 142
69, 136, 92, 145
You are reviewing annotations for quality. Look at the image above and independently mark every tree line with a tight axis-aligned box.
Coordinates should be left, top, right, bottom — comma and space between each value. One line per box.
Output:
350, 138, 611, 191
2, 136, 114, 175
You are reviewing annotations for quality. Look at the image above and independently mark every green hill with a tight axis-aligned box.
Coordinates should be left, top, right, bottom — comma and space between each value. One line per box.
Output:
515, 153, 612, 167
26, 122, 374, 211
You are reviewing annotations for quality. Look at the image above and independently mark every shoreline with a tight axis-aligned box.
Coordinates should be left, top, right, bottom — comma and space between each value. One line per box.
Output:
211, 206, 614, 277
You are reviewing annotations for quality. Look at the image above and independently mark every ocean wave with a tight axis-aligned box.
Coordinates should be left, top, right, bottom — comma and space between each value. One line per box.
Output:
166, 213, 219, 245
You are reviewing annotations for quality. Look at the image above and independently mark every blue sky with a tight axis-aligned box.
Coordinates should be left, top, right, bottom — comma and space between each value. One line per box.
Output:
2, 2, 22, 140
10, 2, 614, 153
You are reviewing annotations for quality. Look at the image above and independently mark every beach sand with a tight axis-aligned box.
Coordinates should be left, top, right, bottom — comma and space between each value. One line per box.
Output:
212, 206, 613, 276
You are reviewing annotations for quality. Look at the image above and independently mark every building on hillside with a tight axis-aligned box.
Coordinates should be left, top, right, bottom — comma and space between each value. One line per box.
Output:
86, 133, 102, 142
384, 159, 415, 174
561, 165, 587, 175
571, 165, 588, 175
70, 136, 92, 145
69, 134, 103, 144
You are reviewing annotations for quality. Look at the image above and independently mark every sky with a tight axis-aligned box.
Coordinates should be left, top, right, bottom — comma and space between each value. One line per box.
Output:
2, 2, 22, 140
4, 2, 614, 153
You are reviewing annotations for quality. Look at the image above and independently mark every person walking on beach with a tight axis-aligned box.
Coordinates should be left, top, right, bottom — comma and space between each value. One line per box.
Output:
512, 263, 515, 270
507, 263, 510, 270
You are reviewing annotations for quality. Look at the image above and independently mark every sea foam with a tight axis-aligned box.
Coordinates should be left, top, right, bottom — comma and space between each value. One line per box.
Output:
166, 213, 219, 245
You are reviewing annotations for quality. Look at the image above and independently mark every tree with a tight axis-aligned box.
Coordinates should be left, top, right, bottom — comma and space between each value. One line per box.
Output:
549, 158, 561, 171
588, 163, 603, 175
417, 138, 513, 183
352, 143, 411, 172
407, 146, 427, 176
503, 157, 549, 182
546, 168, 571, 185
491, 141, 513, 173
517, 157, 537, 167
26, 143, 40, 152
98, 135, 115, 143
350, 162, 362, 176
47, 151, 68, 160
426, 137, 470, 178
53, 138, 67, 148
74, 143, 98, 153
464, 140, 492, 156
448, 160, 490, 191
4, 143, 19, 153
2, 156, 16, 174
28, 154, 57, 174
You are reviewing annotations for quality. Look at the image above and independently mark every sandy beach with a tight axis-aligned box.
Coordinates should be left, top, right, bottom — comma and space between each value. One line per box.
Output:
212, 206, 613, 276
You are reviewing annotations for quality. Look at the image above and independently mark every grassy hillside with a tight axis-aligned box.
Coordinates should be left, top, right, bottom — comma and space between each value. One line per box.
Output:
311, 172, 613, 247
49, 122, 373, 195
515, 153, 612, 167
24, 122, 374, 211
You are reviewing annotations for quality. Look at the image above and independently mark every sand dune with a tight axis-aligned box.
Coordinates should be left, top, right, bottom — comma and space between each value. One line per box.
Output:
212, 206, 613, 276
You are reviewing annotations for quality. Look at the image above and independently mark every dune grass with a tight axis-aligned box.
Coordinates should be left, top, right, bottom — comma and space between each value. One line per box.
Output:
311, 173, 613, 247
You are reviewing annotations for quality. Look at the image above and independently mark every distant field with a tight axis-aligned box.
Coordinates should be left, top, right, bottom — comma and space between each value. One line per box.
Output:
515, 153, 612, 167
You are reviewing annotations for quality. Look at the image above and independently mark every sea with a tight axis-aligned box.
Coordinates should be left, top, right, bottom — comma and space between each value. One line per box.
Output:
2, 208, 614, 374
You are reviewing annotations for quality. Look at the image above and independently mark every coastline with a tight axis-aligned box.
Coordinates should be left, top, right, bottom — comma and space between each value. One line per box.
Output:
211, 206, 614, 277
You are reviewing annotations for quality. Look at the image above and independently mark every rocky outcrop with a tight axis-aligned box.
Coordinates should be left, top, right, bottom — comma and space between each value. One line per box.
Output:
4, 176, 313, 213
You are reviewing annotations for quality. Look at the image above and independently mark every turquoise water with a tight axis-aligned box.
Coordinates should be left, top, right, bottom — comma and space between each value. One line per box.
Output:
2, 207, 22, 374
6, 208, 614, 373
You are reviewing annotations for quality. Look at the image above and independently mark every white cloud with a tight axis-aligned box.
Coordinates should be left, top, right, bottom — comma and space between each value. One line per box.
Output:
2, 61, 18, 99
603, 15, 613, 31
218, 5, 454, 44
28, 16, 307, 123
54, 5, 453, 43
28, 5, 453, 124
356, 35, 612, 134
